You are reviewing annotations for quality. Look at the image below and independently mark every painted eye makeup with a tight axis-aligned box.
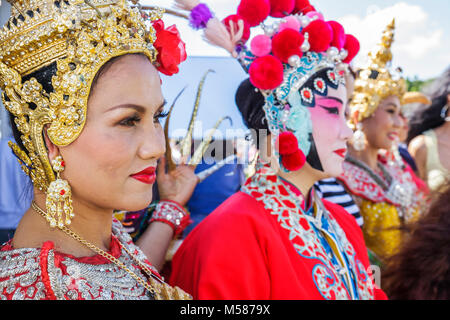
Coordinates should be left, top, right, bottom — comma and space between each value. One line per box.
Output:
316, 97, 343, 116
320, 106, 340, 115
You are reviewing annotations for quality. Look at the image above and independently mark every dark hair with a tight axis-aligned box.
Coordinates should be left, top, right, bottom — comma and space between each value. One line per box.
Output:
235, 78, 268, 149
407, 66, 450, 143
383, 183, 450, 300
407, 94, 447, 143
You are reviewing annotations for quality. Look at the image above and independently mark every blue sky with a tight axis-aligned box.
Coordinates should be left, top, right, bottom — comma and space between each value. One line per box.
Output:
145, 0, 450, 80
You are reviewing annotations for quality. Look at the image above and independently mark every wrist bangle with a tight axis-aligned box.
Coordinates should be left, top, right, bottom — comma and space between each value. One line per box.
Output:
189, 3, 214, 30
149, 200, 191, 237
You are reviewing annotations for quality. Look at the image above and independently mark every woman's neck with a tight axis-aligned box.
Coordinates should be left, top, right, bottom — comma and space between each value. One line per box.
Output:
12, 191, 113, 257
348, 144, 379, 171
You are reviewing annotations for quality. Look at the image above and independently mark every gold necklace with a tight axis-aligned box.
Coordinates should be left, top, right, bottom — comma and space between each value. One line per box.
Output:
31, 201, 190, 300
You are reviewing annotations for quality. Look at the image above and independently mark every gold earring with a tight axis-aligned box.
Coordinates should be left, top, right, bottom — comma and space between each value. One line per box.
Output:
46, 156, 74, 228
352, 122, 367, 151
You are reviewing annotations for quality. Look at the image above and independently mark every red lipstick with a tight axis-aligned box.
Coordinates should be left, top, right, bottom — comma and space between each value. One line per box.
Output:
130, 166, 156, 184
333, 148, 347, 158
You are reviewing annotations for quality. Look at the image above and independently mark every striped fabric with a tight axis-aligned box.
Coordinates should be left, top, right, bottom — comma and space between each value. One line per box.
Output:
314, 178, 363, 227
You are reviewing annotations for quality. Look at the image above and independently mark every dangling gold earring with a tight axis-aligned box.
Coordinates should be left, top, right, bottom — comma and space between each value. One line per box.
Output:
352, 122, 367, 151
45, 156, 74, 228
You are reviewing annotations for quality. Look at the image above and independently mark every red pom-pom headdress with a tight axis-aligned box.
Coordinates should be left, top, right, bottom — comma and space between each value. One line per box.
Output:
175, 0, 360, 172
237, 0, 271, 27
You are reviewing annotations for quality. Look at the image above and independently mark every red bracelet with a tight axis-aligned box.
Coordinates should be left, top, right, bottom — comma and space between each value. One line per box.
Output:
149, 200, 192, 237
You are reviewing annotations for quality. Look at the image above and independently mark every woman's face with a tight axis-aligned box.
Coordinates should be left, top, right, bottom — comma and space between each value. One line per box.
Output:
58, 54, 166, 212
308, 84, 354, 177
362, 95, 403, 150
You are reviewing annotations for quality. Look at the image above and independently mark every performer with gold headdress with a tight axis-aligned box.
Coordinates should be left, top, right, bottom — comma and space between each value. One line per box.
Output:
168, 0, 386, 300
0, 0, 192, 299
338, 19, 428, 265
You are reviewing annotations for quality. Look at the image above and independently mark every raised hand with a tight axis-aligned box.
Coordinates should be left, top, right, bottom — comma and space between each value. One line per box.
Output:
157, 155, 200, 206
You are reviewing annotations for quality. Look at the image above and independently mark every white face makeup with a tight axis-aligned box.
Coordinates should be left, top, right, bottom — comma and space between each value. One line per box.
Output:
307, 84, 353, 177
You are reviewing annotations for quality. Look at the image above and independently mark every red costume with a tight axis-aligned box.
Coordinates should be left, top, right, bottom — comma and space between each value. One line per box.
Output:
170, 164, 387, 300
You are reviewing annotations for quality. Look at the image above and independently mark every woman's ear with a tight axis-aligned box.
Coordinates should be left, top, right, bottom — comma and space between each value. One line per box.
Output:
43, 125, 60, 163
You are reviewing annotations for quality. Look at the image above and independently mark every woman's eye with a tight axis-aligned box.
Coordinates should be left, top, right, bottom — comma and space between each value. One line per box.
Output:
154, 111, 169, 123
119, 115, 141, 127
386, 109, 396, 114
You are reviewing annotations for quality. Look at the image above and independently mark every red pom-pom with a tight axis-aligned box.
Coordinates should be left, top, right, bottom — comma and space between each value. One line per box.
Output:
222, 14, 251, 43
282, 149, 306, 171
305, 5, 316, 13
301, 19, 333, 52
269, 0, 295, 18
343, 34, 360, 63
237, 0, 271, 27
276, 132, 299, 155
327, 21, 346, 50
249, 55, 284, 90
292, 0, 310, 13
271, 29, 304, 63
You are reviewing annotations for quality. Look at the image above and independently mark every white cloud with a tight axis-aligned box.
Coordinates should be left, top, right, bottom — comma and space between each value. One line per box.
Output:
142, 1, 449, 79
337, 2, 446, 79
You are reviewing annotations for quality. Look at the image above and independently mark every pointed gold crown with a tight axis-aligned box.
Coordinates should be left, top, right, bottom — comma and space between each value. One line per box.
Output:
0, 0, 163, 191
350, 19, 407, 124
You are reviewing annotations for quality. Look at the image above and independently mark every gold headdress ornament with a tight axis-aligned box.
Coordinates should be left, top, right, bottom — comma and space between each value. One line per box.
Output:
350, 19, 407, 125
0, 0, 164, 192
163, 69, 232, 170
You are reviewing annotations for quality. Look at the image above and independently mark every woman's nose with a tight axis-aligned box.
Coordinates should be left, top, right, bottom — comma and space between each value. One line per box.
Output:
138, 125, 166, 160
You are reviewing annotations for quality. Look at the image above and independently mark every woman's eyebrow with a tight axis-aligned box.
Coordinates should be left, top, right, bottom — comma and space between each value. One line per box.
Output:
106, 104, 146, 113
106, 100, 167, 113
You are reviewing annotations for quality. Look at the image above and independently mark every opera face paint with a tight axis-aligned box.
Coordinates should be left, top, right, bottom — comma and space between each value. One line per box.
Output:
308, 84, 353, 177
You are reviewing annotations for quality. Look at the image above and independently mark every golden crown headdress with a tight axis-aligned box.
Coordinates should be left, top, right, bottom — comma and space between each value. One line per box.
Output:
0, 0, 164, 192
350, 19, 407, 125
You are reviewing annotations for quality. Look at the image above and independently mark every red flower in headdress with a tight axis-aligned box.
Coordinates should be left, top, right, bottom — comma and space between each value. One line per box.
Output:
152, 20, 187, 76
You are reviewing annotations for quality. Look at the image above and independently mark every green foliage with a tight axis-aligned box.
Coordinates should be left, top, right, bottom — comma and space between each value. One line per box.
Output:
406, 76, 435, 92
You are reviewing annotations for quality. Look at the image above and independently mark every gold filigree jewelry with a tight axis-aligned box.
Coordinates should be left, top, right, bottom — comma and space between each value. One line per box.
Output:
0, 0, 163, 192
45, 155, 74, 228
351, 122, 367, 151
31, 201, 192, 300
349, 19, 407, 125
